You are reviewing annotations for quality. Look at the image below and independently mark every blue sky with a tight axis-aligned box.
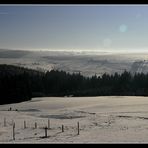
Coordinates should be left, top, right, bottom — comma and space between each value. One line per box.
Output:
0, 5, 148, 51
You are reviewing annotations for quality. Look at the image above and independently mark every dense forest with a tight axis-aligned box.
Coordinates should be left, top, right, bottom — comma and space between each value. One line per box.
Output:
1, 64, 148, 105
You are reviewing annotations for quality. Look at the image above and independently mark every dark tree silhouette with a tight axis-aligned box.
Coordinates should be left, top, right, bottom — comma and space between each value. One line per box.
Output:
1, 64, 148, 105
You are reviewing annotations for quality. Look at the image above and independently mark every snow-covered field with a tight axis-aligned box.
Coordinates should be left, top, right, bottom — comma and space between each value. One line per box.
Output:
1, 96, 148, 143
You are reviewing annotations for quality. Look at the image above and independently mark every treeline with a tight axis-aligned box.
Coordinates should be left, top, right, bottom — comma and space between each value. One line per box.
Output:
1, 64, 148, 104
0, 64, 43, 104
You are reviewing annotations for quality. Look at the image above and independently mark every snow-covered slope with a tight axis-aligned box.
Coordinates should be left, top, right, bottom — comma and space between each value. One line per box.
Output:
1, 96, 148, 143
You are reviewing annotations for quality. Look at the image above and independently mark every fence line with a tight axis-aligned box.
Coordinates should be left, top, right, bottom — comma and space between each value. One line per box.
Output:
0, 118, 82, 141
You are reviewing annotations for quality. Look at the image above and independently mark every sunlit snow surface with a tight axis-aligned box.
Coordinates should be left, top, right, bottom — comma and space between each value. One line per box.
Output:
1, 96, 148, 143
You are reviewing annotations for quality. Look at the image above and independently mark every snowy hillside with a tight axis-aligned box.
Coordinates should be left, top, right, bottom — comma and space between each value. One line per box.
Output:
1, 96, 148, 143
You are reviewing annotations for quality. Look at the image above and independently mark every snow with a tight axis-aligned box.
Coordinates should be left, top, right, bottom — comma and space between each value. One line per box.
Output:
0, 96, 148, 143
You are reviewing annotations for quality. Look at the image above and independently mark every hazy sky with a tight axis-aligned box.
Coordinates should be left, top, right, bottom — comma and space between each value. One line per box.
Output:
0, 5, 148, 51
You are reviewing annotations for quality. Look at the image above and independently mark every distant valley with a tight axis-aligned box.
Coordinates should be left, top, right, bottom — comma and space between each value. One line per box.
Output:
1, 49, 148, 77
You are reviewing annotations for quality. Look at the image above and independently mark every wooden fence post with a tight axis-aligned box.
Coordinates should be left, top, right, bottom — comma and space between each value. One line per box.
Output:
13, 122, 15, 140
44, 126, 48, 138
4, 117, 6, 127
24, 120, 26, 129
77, 122, 80, 135
62, 125, 64, 132
35, 122, 37, 129
48, 119, 50, 129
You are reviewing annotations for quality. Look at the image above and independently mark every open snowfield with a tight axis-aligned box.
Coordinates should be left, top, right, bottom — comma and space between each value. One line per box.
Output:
1, 96, 148, 143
